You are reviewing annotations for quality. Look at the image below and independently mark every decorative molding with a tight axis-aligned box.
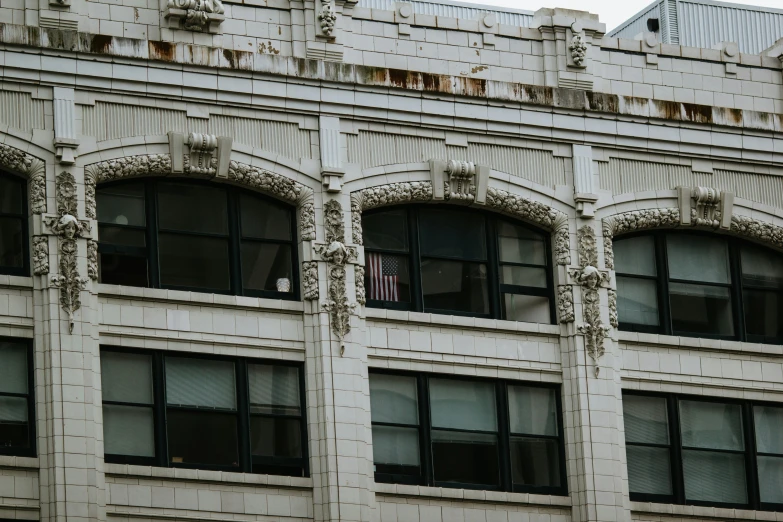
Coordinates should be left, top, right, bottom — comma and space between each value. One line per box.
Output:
571, 225, 611, 377
318, 200, 355, 342
431, 159, 490, 204
572, 144, 597, 218
569, 33, 588, 67
32, 236, 49, 276
47, 172, 89, 333
355, 266, 366, 305
349, 182, 434, 245
166, 0, 224, 33
557, 285, 574, 323
678, 186, 734, 229
302, 261, 319, 301
186, 133, 218, 175
299, 196, 316, 241
87, 240, 98, 281
318, 2, 337, 37
0, 143, 46, 214
53, 87, 79, 165
608, 288, 618, 329
320, 116, 344, 192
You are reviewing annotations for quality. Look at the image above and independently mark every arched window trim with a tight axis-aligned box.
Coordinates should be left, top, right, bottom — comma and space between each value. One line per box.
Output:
614, 229, 783, 345
362, 204, 557, 323
0, 170, 29, 277
96, 178, 300, 300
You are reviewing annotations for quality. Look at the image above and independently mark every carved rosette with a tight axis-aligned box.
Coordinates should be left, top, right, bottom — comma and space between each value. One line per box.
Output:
557, 285, 574, 323
302, 262, 319, 301
318, 200, 356, 342
32, 236, 49, 275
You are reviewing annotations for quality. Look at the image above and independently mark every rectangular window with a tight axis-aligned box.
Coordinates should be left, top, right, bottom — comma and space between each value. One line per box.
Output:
363, 209, 412, 306
623, 392, 783, 511
0, 174, 27, 274
0, 338, 34, 456
369, 371, 566, 495
100, 348, 307, 476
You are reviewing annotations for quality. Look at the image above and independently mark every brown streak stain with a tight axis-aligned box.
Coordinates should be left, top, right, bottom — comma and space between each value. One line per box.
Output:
222, 49, 236, 68
586, 91, 619, 113
728, 108, 742, 125
149, 40, 175, 61
524, 85, 553, 106
422, 73, 438, 91
90, 34, 113, 54
682, 103, 712, 123
470, 65, 487, 74
388, 68, 407, 88
653, 100, 682, 120
463, 77, 486, 97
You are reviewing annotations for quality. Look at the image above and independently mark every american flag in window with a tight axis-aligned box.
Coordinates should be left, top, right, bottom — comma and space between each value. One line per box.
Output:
368, 252, 401, 301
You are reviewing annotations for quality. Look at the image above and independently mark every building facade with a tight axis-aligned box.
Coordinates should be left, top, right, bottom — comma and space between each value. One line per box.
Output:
0, 1, 782, 522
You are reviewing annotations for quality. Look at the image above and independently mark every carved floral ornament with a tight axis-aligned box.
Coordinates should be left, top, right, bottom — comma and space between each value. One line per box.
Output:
0, 143, 47, 214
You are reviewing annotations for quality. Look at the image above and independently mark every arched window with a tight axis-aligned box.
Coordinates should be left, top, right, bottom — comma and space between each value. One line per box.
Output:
97, 180, 298, 299
0, 172, 27, 276
362, 206, 555, 323
614, 232, 783, 343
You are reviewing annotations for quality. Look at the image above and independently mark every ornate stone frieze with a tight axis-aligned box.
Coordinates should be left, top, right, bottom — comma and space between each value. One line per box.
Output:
32, 236, 49, 275
569, 34, 587, 66
299, 197, 316, 241
166, 0, 224, 33
355, 266, 366, 305
608, 289, 618, 329
557, 285, 574, 323
570, 225, 611, 377
349, 182, 434, 245
47, 171, 89, 333
0, 143, 46, 214
87, 240, 98, 281
318, 200, 356, 342
302, 261, 319, 301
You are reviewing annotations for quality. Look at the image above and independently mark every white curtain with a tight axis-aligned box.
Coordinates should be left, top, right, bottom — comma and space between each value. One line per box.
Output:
758, 456, 783, 504
508, 386, 557, 436
103, 404, 154, 457
679, 400, 743, 450
429, 378, 497, 432
372, 425, 420, 466
248, 364, 300, 412
667, 235, 730, 283
370, 374, 418, 425
614, 236, 656, 276
0, 342, 27, 394
101, 351, 153, 404
617, 278, 659, 326
166, 357, 236, 410
754, 405, 783, 454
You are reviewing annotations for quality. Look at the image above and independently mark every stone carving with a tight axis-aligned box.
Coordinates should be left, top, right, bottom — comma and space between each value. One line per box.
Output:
299, 197, 316, 241
355, 265, 366, 305
446, 160, 475, 201
431, 160, 489, 204
602, 221, 614, 270
186, 133, 218, 175
302, 261, 319, 300
318, 200, 356, 342
730, 214, 783, 248
678, 186, 734, 229
32, 236, 49, 275
84, 155, 171, 219
608, 289, 618, 329
318, 2, 337, 36
557, 285, 574, 323
166, 0, 224, 32
350, 182, 434, 245
569, 34, 587, 66
87, 240, 98, 281
0, 144, 46, 214
570, 226, 611, 377
47, 172, 89, 334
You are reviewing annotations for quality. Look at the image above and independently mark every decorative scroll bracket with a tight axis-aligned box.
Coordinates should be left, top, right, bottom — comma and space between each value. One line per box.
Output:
169, 132, 232, 178
166, 0, 225, 33
678, 186, 734, 229
430, 159, 489, 204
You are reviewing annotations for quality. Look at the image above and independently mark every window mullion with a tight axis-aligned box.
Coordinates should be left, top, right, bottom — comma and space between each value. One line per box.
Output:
418, 375, 432, 486
146, 181, 161, 288
497, 381, 512, 492
236, 359, 252, 473
729, 239, 746, 342
486, 217, 502, 320
744, 402, 760, 510
152, 351, 168, 467
409, 208, 424, 313
669, 395, 686, 505
227, 189, 243, 296
656, 233, 672, 336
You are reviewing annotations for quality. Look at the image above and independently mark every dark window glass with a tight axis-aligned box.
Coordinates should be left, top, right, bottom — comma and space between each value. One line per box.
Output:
623, 395, 672, 497
362, 207, 553, 323
0, 218, 23, 268
370, 371, 565, 494
0, 175, 23, 214
755, 406, 783, 505
0, 173, 26, 274
96, 180, 297, 298
0, 340, 33, 455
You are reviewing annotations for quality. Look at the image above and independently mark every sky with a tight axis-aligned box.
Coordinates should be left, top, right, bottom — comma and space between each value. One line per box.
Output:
470, 0, 783, 31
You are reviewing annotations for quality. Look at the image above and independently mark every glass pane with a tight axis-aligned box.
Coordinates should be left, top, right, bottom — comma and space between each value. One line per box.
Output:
157, 183, 228, 235
742, 244, 783, 289
0, 342, 27, 394
250, 416, 301, 457
743, 289, 783, 340
510, 437, 561, 488
241, 242, 292, 293
97, 183, 145, 226
362, 209, 408, 252
683, 449, 747, 504
99, 226, 145, 247
758, 455, 783, 504
0, 217, 23, 268
166, 409, 238, 467
614, 236, 656, 276
369, 373, 418, 425
419, 208, 486, 260
98, 254, 148, 287
617, 277, 659, 326
498, 221, 546, 265
159, 234, 230, 291
103, 404, 154, 457
501, 266, 547, 288
669, 282, 733, 336
166, 357, 236, 410
623, 395, 669, 445
372, 425, 420, 466
626, 446, 673, 495
431, 430, 499, 486
508, 386, 557, 436
0, 397, 28, 448
0, 174, 23, 214
679, 400, 743, 450
430, 378, 497, 432
248, 364, 300, 415
421, 259, 488, 314
667, 235, 730, 284
240, 193, 291, 241
366, 253, 410, 302
755, 406, 783, 455
503, 294, 550, 323
101, 351, 153, 404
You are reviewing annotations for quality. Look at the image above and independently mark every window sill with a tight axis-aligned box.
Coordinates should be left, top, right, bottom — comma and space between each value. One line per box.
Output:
374, 482, 571, 507
104, 463, 313, 489
630, 501, 781, 520
97, 284, 304, 313
365, 308, 561, 336
0, 275, 33, 289
618, 331, 783, 357
0, 455, 38, 468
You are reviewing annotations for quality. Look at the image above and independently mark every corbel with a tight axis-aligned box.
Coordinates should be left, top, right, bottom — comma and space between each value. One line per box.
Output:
678, 186, 733, 229
430, 159, 489, 204
572, 145, 597, 218
53, 87, 79, 165
320, 116, 344, 192
168, 131, 232, 178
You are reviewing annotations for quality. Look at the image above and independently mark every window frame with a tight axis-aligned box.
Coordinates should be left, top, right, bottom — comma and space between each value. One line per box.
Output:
100, 346, 309, 477
363, 206, 556, 323
623, 391, 783, 512
0, 171, 29, 277
614, 230, 782, 343
369, 369, 568, 496
96, 179, 300, 300
0, 336, 35, 457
